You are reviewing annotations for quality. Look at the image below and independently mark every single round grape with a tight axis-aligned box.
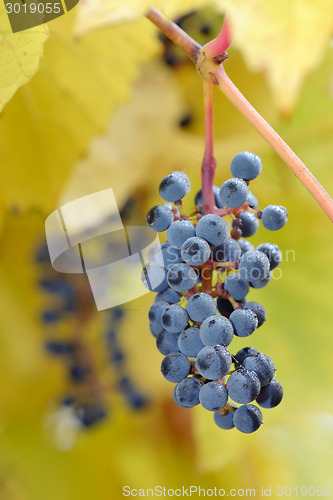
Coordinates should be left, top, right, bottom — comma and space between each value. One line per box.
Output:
234, 347, 260, 366
256, 379, 283, 408
156, 330, 180, 355
146, 205, 174, 232
195, 186, 224, 209
175, 377, 204, 407
195, 214, 229, 246
200, 315, 234, 347
249, 272, 271, 289
186, 293, 217, 323
232, 211, 259, 238
256, 242, 282, 270
213, 237, 241, 262
216, 297, 234, 317
199, 381, 228, 411
219, 178, 249, 208
196, 345, 232, 380
214, 409, 235, 429
181, 237, 211, 266
233, 404, 263, 433
149, 322, 162, 338
148, 301, 169, 330
239, 250, 270, 282
229, 309, 258, 337
243, 353, 275, 386
224, 273, 249, 301
226, 368, 261, 404
167, 220, 196, 248
152, 242, 182, 270
238, 239, 255, 255
159, 171, 190, 202
161, 352, 191, 382
178, 327, 204, 357
261, 205, 288, 230
142, 262, 168, 292
243, 302, 266, 327
230, 151, 262, 180
167, 263, 198, 293
154, 288, 181, 304
173, 385, 191, 408
176, 171, 191, 191
161, 304, 189, 333
246, 191, 259, 210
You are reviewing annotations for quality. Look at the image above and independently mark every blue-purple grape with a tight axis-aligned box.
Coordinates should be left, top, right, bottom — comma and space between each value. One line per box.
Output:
200, 315, 234, 347
230, 151, 262, 180
256, 380, 283, 408
195, 214, 229, 246
156, 330, 180, 355
199, 381, 228, 411
226, 367, 261, 403
181, 236, 210, 266
186, 293, 217, 323
161, 353, 191, 382
232, 211, 259, 237
243, 353, 275, 386
167, 263, 197, 292
214, 409, 235, 429
159, 171, 190, 202
256, 242, 282, 270
243, 302, 266, 327
261, 205, 288, 230
224, 273, 249, 301
178, 327, 204, 357
146, 205, 174, 232
239, 250, 270, 282
196, 345, 232, 380
161, 304, 189, 333
233, 404, 263, 433
154, 288, 181, 304
219, 178, 249, 208
175, 377, 204, 407
213, 237, 241, 262
167, 219, 195, 248
229, 309, 258, 337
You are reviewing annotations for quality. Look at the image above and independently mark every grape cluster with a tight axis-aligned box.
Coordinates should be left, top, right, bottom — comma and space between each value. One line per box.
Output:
144, 151, 285, 433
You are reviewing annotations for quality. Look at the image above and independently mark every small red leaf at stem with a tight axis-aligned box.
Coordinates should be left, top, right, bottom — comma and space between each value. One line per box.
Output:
204, 16, 232, 60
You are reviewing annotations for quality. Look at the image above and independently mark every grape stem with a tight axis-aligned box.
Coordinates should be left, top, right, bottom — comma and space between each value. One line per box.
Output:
202, 80, 216, 213
145, 6, 200, 63
145, 6, 333, 222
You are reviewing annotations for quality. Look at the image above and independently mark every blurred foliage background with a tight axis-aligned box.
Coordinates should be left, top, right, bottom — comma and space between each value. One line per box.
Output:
0, 1, 332, 499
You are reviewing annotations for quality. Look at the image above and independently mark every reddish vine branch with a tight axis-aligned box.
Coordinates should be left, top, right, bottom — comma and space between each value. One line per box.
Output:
202, 80, 216, 213
145, 6, 333, 222
146, 6, 201, 63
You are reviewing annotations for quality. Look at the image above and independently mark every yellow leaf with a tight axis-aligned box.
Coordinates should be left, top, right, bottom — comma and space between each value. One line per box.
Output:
0, 5, 48, 111
74, 0, 218, 36
222, 0, 333, 112
0, 10, 157, 214
58, 62, 187, 208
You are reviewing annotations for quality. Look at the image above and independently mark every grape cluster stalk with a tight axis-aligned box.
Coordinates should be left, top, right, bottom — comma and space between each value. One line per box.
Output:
144, 153, 284, 433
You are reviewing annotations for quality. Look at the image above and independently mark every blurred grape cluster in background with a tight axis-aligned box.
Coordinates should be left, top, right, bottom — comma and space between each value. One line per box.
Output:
0, 1, 332, 499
